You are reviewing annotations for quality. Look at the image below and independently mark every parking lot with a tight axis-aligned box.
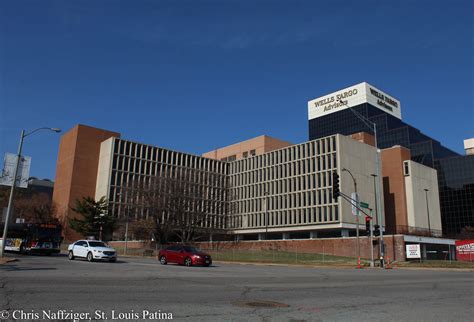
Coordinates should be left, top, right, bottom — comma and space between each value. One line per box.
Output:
0, 254, 472, 321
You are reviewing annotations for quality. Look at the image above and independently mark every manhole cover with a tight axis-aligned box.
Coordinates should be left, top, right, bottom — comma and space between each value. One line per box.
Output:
236, 300, 289, 308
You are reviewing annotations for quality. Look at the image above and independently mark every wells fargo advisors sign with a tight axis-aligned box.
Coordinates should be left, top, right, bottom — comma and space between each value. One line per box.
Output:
308, 82, 402, 121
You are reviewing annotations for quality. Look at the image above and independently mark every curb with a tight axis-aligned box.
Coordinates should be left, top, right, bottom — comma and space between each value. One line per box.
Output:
0, 258, 18, 265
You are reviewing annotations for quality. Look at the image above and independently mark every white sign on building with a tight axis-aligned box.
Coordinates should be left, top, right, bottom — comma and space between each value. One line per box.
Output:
0, 153, 31, 188
308, 82, 402, 120
406, 244, 421, 259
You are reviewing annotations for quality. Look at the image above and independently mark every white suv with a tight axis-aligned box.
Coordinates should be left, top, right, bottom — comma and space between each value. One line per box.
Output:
68, 240, 117, 262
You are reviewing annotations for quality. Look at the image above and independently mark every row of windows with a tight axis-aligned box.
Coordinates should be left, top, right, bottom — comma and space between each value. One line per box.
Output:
230, 154, 336, 187
113, 139, 227, 173
228, 206, 339, 229
233, 189, 335, 214
110, 167, 228, 192
229, 136, 337, 173
232, 171, 336, 201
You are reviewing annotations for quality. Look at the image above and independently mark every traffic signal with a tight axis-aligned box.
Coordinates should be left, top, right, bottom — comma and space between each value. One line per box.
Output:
373, 224, 380, 236
332, 172, 340, 200
365, 216, 371, 236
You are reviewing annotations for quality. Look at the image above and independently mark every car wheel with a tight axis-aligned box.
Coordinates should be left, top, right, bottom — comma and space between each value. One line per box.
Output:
184, 257, 192, 267
87, 252, 94, 262
109, 258, 117, 263
159, 256, 167, 265
68, 251, 75, 260
20, 244, 26, 255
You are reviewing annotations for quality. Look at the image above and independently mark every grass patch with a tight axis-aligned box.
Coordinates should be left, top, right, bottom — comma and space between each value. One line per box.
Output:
202, 249, 364, 266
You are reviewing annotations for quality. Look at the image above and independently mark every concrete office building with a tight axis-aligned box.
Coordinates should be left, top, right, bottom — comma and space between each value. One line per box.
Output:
53, 124, 443, 243
95, 136, 229, 232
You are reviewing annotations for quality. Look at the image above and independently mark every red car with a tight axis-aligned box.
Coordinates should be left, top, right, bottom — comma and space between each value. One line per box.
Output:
159, 245, 212, 267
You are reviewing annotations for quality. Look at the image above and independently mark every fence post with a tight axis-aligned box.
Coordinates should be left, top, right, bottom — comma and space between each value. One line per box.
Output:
296, 246, 298, 264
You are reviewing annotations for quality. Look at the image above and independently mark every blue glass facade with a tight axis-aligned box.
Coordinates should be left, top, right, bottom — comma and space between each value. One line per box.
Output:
308, 103, 473, 237
435, 155, 474, 236
308, 103, 458, 166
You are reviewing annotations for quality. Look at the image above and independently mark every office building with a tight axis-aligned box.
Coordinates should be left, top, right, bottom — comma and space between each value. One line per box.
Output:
308, 82, 473, 237
53, 124, 443, 242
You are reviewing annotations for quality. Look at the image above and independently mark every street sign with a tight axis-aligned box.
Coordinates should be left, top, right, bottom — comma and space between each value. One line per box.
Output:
351, 192, 360, 216
360, 202, 369, 209
406, 244, 421, 259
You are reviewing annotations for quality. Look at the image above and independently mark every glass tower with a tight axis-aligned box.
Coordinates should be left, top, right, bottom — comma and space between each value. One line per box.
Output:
308, 102, 473, 237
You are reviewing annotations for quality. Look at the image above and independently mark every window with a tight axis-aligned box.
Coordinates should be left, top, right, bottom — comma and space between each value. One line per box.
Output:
243, 151, 248, 158
250, 149, 256, 156
228, 155, 237, 161
403, 161, 410, 176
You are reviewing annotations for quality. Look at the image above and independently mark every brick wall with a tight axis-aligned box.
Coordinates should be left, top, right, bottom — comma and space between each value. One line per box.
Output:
198, 235, 406, 261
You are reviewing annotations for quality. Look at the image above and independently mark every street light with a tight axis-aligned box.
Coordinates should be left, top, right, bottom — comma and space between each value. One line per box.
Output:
94, 213, 106, 241
0, 127, 61, 257
342, 168, 360, 267
424, 189, 431, 237
264, 191, 269, 240
118, 191, 131, 255
338, 99, 385, 267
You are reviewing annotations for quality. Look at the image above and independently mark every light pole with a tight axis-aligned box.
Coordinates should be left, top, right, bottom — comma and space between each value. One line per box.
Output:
0, 127, 61, 257
370, 174, 379, 226
264, 191, 269, 240
342, 168, 360, 266
423, 189, 431, 237
94, 213, 105, 241
368, 208, 375, 267
117, 191, 130, 255
338, 99, 385, 267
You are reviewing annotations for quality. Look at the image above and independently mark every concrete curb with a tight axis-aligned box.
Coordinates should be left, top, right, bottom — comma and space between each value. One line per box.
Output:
0, 258, 18, 265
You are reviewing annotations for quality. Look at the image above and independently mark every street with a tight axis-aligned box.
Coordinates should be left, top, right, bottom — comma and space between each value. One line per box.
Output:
0, 254, 472, 321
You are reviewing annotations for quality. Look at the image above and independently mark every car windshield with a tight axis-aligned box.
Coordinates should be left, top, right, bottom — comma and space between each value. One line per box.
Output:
183, 246, 199, 253
88, 241, 107, 247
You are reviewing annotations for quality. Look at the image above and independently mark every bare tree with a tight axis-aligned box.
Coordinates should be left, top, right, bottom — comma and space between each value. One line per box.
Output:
119, 165, 230, 244
8, 192, 57, 224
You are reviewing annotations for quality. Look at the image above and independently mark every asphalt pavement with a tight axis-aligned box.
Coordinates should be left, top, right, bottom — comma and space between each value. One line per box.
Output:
0, 254, 472, 321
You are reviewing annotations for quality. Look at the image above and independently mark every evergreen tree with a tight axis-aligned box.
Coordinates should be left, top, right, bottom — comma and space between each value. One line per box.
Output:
69, 196, 116, 241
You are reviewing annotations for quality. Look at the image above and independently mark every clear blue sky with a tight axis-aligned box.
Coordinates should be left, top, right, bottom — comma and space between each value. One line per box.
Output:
1, 0, 473, 180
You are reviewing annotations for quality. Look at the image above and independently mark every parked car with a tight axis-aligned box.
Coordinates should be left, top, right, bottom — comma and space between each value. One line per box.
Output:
159, 245, 212, 267
68, 240, 117, 262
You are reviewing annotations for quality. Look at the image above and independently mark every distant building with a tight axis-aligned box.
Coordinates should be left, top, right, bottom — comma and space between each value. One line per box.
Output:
202, 135, 293, 161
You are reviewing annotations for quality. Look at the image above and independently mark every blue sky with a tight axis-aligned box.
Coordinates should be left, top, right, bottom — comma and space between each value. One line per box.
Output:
1, 0, 473, 180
